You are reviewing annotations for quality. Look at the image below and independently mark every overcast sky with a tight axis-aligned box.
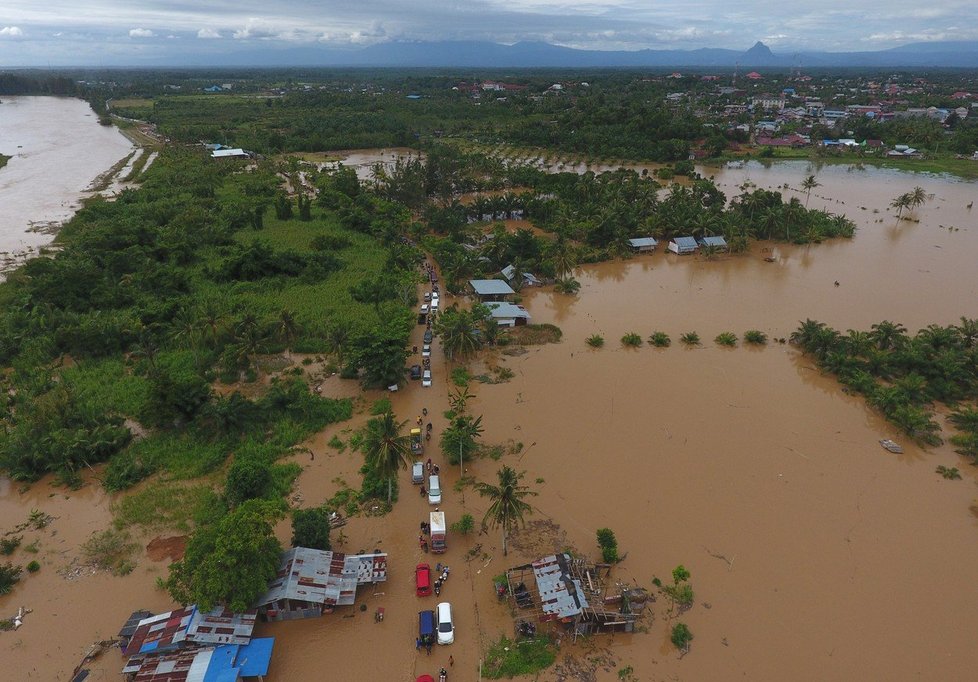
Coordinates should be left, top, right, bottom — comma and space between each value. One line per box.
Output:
1, 0, 976, 66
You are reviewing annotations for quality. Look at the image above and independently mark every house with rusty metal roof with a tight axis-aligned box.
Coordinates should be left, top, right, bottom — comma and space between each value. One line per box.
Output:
254, 547, 388, 622
124, 637, 274, 682
505, 553, 648, 638
122, 606, 256, 657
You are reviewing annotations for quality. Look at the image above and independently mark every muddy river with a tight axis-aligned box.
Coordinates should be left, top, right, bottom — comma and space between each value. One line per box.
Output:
0, 96, 133, 263
3, 160, 978, 681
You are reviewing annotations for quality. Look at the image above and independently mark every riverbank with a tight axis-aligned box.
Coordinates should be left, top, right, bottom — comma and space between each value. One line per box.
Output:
0, 96, 133, 266
0, 153, 9, 170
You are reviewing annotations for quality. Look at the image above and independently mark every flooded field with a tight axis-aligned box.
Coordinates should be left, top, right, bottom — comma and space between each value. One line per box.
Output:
0, 96, 133, 264
3, 159, 978, 681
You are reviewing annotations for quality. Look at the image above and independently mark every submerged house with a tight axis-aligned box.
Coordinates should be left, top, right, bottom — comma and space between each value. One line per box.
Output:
628, 237, 659, 253
485, 301, 531, 327
667, 236, 698, 255
254, 547, 388, 622
501, 264, 542, 288
469, 279, 516, 302
505, 553, 647, 639
698, 235, 729, 251
120, 606, 273, 682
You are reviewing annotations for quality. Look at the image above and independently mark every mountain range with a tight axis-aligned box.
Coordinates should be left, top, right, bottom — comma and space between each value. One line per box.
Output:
134, 40, 978, 69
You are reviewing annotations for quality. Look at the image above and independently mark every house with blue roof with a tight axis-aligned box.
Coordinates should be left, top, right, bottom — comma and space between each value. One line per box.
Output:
667, 236, 698, 255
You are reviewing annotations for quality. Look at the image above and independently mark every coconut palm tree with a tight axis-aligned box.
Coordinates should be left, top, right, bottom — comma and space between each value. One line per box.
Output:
362, 410, 411, 504
434, 306, 483, 361
275, 309, 300, 360
801, 174, 820, 207
908, 186, 929, 212
475, 466, 536, 556
890, 193, 912, 219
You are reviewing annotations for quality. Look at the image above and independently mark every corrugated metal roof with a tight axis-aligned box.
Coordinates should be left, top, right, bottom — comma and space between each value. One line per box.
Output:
256, 548, 387, 608
469, 279, 516, 296
699, 236, 728, 247
211, 148, 247, 158
485, 302, 531, 320
125, 607, 255, 657
628, 237, 659, 248
672, 236, 698, 250
532, 554, 589, 621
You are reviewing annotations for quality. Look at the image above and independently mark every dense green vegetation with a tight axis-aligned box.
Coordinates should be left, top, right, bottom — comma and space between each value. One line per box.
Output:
792, 318, 978, 447
483, 635, 557, 679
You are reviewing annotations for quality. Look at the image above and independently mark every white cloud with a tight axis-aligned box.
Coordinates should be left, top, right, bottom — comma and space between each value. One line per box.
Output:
129, 28, 154, 38
0, 26, 23, 37
197, 28, 221, 39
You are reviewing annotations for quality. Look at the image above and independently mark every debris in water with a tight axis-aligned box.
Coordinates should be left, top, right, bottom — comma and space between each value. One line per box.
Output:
879, 439, 903, 454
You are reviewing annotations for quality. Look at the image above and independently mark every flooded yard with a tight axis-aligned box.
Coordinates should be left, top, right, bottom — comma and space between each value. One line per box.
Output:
2, 158, 977, 680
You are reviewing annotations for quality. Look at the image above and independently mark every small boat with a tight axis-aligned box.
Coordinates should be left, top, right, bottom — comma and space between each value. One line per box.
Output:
879, 439, 903, 454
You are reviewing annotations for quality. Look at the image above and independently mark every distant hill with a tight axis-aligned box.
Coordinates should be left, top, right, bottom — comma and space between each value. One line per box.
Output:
133, 39, 978, 69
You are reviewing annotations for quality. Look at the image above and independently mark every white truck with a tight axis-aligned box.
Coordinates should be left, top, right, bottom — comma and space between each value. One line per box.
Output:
430, 511, 447, 554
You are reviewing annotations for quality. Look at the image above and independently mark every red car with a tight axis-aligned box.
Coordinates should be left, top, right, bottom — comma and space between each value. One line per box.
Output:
416, 563, 432, 597
417, 676, 435, 682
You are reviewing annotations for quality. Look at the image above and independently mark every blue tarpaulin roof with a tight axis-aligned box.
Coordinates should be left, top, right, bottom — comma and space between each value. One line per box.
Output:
202, 638, 274, 681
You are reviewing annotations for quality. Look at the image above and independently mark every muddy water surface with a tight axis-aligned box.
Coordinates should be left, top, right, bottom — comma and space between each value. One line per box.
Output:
3, 160, 978, 681
0, 96, 133, 261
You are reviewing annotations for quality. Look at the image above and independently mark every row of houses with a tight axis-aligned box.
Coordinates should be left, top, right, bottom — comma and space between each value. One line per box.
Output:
628, 235, 728, 255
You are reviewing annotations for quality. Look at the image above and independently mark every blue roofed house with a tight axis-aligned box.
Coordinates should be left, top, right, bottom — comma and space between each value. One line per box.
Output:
628, 237, 659, 253
469, 279, 516, 302
698, 235, 728, 251
501, 264, 542, 288
667, 236, 698, 255
485, 301, 531, 327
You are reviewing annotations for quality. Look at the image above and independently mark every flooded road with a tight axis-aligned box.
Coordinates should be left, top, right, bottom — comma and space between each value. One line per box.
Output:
3, 159, 978, 681
0, 96, 133, 262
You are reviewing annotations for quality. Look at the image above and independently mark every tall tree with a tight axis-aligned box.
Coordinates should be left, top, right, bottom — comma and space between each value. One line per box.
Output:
801, 174, 820, 207
165, 500, 283, 612
362, 410, 411, 504
475, 466, 536, 556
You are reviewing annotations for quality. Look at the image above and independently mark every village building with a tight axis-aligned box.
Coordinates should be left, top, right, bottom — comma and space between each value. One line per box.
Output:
751, 94, 785, 111
211, 148, 250, 160
505, 553, 648, 639
500, 264, 541, 288
469, 279, 516, 302
627, 237, 659, 253
484, 301, 531, 327
699, 235, 729, 251
254, 547, 388, 622
120, 606, 273, 682
667, 236, 699, 255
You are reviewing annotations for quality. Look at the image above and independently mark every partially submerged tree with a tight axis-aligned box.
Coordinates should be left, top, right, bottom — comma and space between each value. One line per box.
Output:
475, 466, 536, 555
165, 500, 283, 612
362, 409, 411, 504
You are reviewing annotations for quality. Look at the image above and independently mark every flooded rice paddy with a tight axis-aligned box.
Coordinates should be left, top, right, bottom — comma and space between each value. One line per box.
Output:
2, 156, 978, 680
0, 96, 134, 266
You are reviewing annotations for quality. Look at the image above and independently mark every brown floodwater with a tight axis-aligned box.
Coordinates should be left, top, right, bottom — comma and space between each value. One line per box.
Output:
0, 96, 134, 263
3, 160, 978, 681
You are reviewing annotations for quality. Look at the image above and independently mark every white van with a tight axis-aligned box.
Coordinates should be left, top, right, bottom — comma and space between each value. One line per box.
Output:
428, 475, 441, 504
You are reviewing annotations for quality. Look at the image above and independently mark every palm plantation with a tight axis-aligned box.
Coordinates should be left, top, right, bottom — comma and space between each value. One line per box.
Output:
362, 410, 411, 504
475, 466, 537, 555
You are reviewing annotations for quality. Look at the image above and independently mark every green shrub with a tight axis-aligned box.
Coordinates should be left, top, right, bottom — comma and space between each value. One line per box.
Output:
671, 623, 693, 650
596, 527, 620, 563
450, 513, 475, 535
621, 333, 643, 348
715, 332, 738, 347
744, 329, 768, 345
649, 331, 671, 347
451, 367, 472, 387
586, 334, 605, 348
0, 536, 21, 556
0, 562, 22, 595
370, 398, 392, 415
483, 635, 557, 679
680, 332, 700, 346
936, 465, 961, 480
26, 560, 40, 573
291, 507, 332, 550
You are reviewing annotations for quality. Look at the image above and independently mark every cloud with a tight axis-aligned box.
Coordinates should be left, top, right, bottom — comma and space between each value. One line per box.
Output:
0, 26, 23, 37
197, 28, 221, 39
129, 28, 154, 38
